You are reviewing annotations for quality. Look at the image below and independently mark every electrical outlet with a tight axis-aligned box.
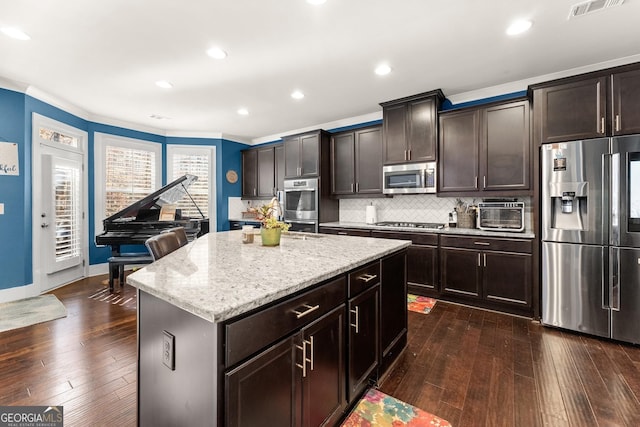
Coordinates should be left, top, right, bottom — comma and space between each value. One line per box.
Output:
162, 331, 175, 370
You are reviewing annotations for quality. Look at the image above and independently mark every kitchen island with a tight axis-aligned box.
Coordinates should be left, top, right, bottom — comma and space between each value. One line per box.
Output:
127, 230, 410, 426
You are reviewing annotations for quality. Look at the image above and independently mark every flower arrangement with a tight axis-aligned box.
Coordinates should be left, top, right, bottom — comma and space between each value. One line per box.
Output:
251, 199, 290, 231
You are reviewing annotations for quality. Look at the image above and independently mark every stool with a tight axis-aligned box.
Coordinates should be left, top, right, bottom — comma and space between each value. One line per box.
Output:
107, 253, 153, 292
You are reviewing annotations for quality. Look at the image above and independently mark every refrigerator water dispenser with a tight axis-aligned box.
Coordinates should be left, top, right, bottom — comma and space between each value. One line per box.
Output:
549, 182, 588, 230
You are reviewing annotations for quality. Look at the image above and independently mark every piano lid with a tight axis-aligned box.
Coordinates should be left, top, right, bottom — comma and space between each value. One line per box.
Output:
104, 174, 199, 223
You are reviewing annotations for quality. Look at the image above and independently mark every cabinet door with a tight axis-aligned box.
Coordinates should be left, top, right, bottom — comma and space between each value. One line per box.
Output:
331, 132, 355, 195
439, 109, 480, 192
300, 133, 320, 177
482, 100, 530, 191
534, 76, 608, 143
382, 103, 408, 164
284, 136, 301, 178
407, 245, 438, 295
440, 247, 481, 298
355, 127, 383, 194
275, 144, 285, 192
612, 68, 640, 136
380, 251, 407, 372
257, 146, 275, 197
348, 285, 379, 403
407, 97, 437, 162
300, 306, 346, 427
225, 336, 299, 427
483, 251, 531, 307
241, 149, 257, 198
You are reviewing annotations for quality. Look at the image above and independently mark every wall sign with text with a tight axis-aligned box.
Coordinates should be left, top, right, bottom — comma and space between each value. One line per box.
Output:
0, 142, 19, 176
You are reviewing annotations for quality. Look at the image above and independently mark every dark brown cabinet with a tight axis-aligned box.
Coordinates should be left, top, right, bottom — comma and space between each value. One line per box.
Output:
371, 231, 438, 298
439, 99, 530, 194
242, 144, 283, 199
380, 90, 444, 165
225, 306, 345, 427
284, 130, 329, 178
331, 126, 383, 196
319, 226, 372, 237
531, 64, 640, 143
440, 236, 532, 315
347, 263, 380, 402
379, 250, 407, 373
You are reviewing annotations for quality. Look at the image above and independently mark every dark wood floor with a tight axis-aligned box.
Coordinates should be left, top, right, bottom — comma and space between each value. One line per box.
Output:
2, 277, 640, 426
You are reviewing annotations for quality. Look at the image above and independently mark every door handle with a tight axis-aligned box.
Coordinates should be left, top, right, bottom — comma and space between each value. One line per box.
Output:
41, 223, 49, 228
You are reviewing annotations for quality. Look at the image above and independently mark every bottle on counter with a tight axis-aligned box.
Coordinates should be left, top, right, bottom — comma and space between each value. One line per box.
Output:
449, 211, 457, 228
241, 225, 254, 244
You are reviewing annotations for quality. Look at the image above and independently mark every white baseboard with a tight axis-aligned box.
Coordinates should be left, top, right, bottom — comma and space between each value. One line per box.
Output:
0, 283, 38, 304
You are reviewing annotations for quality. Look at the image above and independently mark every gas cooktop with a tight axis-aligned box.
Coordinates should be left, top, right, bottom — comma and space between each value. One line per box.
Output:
374, 221, 445, 229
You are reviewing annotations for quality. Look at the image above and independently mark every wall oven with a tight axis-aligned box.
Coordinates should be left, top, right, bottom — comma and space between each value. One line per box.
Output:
283, 178, 318, 232
382, 162, 436, 194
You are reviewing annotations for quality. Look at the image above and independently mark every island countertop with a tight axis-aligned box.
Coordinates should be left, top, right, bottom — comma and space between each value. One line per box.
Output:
126, 230, 410, 323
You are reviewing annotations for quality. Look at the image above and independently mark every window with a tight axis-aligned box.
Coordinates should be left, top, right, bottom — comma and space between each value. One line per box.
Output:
94, 133, 162, 236
166, 145, 216, 228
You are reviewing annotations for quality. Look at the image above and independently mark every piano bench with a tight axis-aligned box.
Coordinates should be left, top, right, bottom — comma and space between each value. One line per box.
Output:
107, 254, 153, 292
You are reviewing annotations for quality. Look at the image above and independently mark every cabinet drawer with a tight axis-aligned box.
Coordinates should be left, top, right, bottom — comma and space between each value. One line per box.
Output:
225, 276, 346, 367
349, 261, 380, 297
320, 227, 372, 237
371, 230, 437, 246
440, 235, 532, 253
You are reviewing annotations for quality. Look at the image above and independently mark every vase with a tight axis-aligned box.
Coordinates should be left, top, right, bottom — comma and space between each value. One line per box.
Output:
260, 227, 281, 246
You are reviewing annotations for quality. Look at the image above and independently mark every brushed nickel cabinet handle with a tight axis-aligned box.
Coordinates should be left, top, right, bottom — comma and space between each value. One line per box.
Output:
292, 304, 320, 319
295, 341, 307, 377
615, 114, 621, 132
601, 117, 605, 134
475, 176, 478, 188
477, 253, 481, 267
474, 241, 490, 246
350, 306, 360, 334
357, 273, 378, 283
483, 176, 486, 189
483, 253, 487, 267
308, 336, 314, 371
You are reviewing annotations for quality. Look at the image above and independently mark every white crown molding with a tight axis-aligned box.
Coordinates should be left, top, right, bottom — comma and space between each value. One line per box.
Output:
25, 86, 90, 120
252, 111, 383, 145
164, 130, 251, 145
447, 53, 640, 105
0, 75, 30, 92
88, 113, 167, 137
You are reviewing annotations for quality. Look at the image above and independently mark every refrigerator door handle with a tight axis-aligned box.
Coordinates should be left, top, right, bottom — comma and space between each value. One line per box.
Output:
611, 247, 621, 312
602, 249, 609, 310
611, 153, 621, 246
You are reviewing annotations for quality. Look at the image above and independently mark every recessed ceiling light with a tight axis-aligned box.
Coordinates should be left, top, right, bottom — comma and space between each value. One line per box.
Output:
374, 64, 392, 76
506, 19, 533, 36
237, 108, 249, 116
291, 90, 305, 100
155, 80, 173, 89
306, 0, 327, 5
207, 47, 228, 59
1, 27, 30, 41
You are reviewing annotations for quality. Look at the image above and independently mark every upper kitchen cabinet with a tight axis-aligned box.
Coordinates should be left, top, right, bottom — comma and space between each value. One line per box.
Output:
330, 126, 383, 196
380, 90, 445, 165
274, 144, 285, 192
531, 63, 640, 144
241, 144, 283, 199
439, 98, 531, 194
283, 130, 329, 178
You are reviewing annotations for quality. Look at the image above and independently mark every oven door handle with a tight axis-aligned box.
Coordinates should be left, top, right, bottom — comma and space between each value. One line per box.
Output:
287, 220, 317, 225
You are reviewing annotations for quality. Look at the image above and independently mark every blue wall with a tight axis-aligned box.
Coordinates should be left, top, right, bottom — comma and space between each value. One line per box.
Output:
0, 88, 250, 291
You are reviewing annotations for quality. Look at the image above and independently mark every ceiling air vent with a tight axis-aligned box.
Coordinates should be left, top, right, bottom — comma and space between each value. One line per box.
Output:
569, 0, 625, 19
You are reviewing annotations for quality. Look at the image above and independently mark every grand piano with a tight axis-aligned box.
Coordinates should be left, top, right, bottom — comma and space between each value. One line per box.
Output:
95, 174, 209, 258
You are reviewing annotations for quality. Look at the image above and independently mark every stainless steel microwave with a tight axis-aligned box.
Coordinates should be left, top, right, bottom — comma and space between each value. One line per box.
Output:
382, 162, 436, 194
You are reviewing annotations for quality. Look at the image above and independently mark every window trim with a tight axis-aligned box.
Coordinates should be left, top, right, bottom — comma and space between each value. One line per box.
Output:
166, 144, 217, 231
94, 133, 162, 238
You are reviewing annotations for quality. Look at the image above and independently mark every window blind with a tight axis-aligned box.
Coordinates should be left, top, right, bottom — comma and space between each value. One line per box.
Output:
54, 165, 81, 261
105, 145, 157, 217
169, 151, 210, 218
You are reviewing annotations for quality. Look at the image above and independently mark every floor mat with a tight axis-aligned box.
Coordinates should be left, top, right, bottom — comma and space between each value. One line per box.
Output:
341, 388, 451, 426
408, 294, 437, 314
0, 294, 67, 333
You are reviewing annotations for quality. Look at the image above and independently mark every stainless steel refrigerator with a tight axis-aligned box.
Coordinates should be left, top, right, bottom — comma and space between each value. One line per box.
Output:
541, 135, 640, 344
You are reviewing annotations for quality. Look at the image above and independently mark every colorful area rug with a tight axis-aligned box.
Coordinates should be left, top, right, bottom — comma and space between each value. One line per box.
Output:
408, 294, 437, 314
341, 389, 451, 426
0, 294, 67, 333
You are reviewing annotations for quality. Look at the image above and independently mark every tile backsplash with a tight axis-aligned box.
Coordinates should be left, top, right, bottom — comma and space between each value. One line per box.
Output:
339, 195, 532, 229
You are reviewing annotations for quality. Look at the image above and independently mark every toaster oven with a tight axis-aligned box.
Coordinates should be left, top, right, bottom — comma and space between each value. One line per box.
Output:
477, 201, 525, 232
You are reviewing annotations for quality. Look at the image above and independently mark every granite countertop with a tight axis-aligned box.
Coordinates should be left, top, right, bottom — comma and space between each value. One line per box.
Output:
126, 230, 411, 323
319, 221, 536, 239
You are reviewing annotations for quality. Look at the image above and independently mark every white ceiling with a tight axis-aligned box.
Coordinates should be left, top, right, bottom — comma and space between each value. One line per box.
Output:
1, 0, 640, 143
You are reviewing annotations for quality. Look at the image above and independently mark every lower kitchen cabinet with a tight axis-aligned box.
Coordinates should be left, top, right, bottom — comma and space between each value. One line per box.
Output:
225, 305, 346, 427
347, 263, 380, 402
319, 226, 372, 237
379, 250, 407, 374
440, 235, 532, 316
371, 231, 438, 298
